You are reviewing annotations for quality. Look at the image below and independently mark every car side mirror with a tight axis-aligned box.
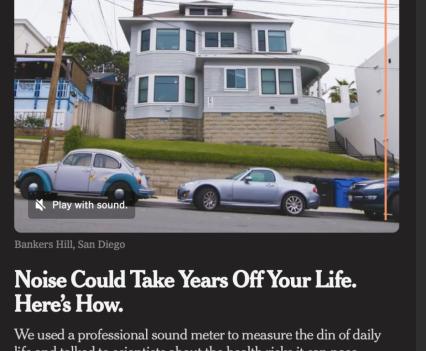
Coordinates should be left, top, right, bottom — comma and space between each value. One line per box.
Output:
244, 176, 252, 184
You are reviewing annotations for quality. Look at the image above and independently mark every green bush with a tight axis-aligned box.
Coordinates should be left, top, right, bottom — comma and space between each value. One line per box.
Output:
64, 126, 83, 154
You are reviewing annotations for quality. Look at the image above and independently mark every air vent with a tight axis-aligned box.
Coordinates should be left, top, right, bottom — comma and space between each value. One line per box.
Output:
290, 98, 299, 104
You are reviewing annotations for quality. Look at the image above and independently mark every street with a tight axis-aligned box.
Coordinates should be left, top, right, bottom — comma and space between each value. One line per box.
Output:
14, 195, 399, 233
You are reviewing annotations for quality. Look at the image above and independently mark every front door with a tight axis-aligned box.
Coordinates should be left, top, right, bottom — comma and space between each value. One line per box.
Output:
232, 170, 279, 204
53, 152, 93, 192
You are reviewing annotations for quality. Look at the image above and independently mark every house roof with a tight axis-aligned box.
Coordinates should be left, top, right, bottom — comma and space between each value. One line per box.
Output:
119, 2, 292, 43
89, 72, 117, 81
14, 19, 50, 49
14, 53, 89, 77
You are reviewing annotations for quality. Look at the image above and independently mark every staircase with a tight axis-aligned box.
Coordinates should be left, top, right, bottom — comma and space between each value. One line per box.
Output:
328, 141, 346, 154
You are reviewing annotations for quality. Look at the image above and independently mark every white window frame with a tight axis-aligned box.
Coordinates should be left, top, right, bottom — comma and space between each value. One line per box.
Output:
258, 67, 297, 97
134, 75, 149, 104
134, 74, 198, 106
255, 29, 289, 53
185, 29, 198, 53
202, 31, 237, 50
137, 28, 154, 53
185, 7, 227, 17
155, 28, 181, 51
223, 67, 248, 91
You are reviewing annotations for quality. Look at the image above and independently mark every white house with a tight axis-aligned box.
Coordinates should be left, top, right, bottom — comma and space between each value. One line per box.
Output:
334, 37, 399, 159
14, 19, 50, 55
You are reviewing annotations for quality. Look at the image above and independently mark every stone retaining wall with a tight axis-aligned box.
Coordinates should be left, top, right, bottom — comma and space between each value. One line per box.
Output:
14, 138, 64, 177
204, 112, 329, 151
126, 118, 203, 140
134, 159, 381, 196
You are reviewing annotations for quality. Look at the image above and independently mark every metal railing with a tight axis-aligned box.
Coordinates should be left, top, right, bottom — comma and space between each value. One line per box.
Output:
14, 79, 71, 99
14, 110, 66, 130
374, 138, 397, 171
334, 129, 364, 159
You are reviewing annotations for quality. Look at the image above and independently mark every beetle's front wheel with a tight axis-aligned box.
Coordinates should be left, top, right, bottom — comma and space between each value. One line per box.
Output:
20, 175, 45, 199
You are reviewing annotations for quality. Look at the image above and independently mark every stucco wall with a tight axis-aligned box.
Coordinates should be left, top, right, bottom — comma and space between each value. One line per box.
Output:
336, 37, 399, 158
204, 112, 329, 150
14, 138, 64, 177
135, 159, 381, 196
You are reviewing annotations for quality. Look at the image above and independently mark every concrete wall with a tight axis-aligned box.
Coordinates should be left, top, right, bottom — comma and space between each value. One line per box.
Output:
336, 37, 399, 158
134, 159, 381, 196
14, 138, 64, 177
204, 112, 329, 150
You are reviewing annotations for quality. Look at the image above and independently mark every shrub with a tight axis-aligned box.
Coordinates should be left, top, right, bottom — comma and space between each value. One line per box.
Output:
64, 126, 83, 154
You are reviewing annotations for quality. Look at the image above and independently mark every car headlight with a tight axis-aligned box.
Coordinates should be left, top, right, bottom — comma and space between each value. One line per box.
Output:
364, 183, 385, 190
17, 171, 22, 178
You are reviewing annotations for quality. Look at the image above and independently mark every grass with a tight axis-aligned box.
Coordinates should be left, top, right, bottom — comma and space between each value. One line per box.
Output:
15, 135, 42, 140
80, 137, 383, 173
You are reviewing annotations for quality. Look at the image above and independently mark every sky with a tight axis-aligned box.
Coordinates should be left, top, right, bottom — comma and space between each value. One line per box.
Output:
14, 0, 399, 94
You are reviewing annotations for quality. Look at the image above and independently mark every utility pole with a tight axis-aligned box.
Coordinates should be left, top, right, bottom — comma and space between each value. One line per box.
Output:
38, 0, 72, 164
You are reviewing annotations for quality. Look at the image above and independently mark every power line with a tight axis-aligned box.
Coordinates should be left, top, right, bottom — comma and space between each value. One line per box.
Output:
97, 0, 114, 48
234, 0, 398, 9
107, 0, 399, 71
142, 0, 399, 27
113, 0, 119, 50
71, 11, 93, 42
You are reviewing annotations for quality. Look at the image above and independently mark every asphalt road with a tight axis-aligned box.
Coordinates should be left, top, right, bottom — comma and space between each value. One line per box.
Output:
14, 195, 399, 233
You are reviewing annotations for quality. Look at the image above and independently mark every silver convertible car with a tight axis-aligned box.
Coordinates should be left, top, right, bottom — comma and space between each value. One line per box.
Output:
177, 168, 320, 216
15, 148, 154, 205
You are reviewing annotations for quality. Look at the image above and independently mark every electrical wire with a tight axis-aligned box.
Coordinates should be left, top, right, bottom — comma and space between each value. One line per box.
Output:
97, 0, 114, 48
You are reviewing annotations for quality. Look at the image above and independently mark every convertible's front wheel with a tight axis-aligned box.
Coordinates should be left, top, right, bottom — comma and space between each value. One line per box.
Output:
107, 182, 137, 206
282, 193, 305, 216
20, 175, 44, 199
194, 187, 219, 211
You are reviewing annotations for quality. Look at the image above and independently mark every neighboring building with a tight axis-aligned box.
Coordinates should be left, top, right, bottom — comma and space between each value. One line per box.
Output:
325, 85, 359, 142
14, 53, 90, 130
335, 37, 399, 159
86, 72, 126, 112
14, 19, 50, 55
119, 1, 330, 150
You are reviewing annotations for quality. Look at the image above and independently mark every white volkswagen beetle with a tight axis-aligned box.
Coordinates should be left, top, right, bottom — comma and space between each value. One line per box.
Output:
15, 149, 154, 206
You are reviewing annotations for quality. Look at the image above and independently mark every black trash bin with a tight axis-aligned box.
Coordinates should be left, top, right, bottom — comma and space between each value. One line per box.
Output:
294, 176, 335, 207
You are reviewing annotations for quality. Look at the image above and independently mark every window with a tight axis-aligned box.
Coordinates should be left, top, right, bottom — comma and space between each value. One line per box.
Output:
204, 32, 235, 48
226, 69, 247, 89
154, 76, 179, 102
246, 170, 276, 182
205, 32, 219, 47
207, 8, 223, 15
156, 29, 180, 50
261, 69, 277, 95
189, 8, 204, 15
221, 33, 234, 48
63, 153, 92, 167
185, 77, 195, 103
186, 30, 196, 52
278, 69, 294, 94
261, 68, 295, 95
94, 154, 120, 169
138, 76, 148, 103
258, 30, 266, 52
268, 30, 286, 52
141, 29, 150, 51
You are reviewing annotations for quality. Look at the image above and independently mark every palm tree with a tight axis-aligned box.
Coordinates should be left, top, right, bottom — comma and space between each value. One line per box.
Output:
329, 79, 358, 103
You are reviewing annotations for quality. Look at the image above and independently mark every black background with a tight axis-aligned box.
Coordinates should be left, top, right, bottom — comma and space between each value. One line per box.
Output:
3, 0, 420, 350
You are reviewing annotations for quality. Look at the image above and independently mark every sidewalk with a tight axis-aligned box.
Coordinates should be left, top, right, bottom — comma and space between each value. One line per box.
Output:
146, 195, 363, 214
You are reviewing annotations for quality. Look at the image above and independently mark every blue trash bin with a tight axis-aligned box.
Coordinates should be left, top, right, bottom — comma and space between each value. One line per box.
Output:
334, 177, 369, 208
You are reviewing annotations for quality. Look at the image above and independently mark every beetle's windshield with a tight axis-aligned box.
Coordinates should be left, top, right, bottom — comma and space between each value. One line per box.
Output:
226, 170, 247, 180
